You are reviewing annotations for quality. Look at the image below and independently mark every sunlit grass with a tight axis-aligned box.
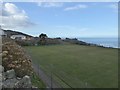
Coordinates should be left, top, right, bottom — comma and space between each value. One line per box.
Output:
25, 45, 118, 88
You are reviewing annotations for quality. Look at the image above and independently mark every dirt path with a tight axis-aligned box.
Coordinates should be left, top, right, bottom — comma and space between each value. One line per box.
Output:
32, 63, 62, 88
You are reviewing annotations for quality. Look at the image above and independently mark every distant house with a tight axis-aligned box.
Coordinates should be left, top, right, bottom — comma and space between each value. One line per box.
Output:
0, 26, 33, 40
0, 27, 7, 37
11, 35, 26, 40
26, 36, 33, 40
0, 30, 5, 36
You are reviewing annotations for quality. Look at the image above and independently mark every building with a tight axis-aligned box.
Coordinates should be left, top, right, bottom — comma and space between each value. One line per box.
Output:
10, 35, 26, 40
0, 26, 7, 37
0, 29, 5, 36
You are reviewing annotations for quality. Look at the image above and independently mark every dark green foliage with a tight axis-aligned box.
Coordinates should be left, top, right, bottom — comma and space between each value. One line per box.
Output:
38, 33, 48, 45
15, 40, 33, 46
39, 33, 48, 39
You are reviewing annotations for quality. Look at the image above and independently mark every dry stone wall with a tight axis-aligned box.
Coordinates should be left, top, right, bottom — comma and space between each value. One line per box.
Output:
1, 38, 35, 89
2, 38, 33, 77
1, 65, 32, 88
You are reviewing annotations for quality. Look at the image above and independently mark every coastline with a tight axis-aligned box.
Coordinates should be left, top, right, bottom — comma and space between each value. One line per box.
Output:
63, 38, 118, 49
77, 38, 118, 49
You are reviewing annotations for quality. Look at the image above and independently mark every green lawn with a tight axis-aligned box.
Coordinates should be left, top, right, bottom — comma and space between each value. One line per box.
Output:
25, 45, 118, 88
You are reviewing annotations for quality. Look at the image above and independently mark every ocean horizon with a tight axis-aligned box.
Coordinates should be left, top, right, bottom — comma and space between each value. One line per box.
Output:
78, 37, 118, 48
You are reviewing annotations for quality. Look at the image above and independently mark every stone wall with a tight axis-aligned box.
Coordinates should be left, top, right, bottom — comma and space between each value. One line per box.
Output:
2, 38, 33, 77
0, 65, 32, 88
1, 38, 36, 89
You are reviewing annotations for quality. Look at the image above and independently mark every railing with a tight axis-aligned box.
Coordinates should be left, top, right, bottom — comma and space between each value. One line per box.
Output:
35, 63, 93, 88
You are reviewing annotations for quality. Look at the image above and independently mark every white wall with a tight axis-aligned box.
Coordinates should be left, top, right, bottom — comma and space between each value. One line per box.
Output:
11, 35, 26, 40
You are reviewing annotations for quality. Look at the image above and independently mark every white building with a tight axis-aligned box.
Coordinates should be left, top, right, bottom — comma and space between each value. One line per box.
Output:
10, 35, 26, 40
0, 30, 5, 36
0, 26, 7, 37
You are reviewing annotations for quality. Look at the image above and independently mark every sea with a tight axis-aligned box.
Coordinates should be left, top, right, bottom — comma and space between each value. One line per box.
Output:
78, 37, 119, 48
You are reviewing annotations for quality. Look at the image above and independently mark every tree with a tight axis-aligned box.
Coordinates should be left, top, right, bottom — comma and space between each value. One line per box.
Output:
39, 33, 48, 45
39, 33, 48, 39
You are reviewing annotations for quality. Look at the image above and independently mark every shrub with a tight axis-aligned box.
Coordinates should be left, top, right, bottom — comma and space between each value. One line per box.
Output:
2, 38, 33, 77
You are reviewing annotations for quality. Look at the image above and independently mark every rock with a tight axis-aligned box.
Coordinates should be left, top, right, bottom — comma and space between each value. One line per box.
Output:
16, 77, 21, 80
9, 55, 13, 59
5, 69, 16, 79
2, 39, 33, 78
0, 53, 2, 57
2, 73, 6, 81
0, 83, 2, 90
1, 65, 34, 89
0, 74, 2, 81
0, 65, 4, 73
0, 66, 4, 89
15, 75, 32, 88
2, 78, 18, 88
3, 51, 8, 54
32, 85, 38, 88
2, 51, 8, 57
2, 57, 8, 61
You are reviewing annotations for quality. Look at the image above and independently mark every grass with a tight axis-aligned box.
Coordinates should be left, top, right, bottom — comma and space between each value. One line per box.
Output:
31, 72, 46, 88
25, 45, 118, 88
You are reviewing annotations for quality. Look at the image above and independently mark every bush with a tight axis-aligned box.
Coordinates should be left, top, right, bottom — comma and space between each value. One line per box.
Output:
2, 38, 33, 77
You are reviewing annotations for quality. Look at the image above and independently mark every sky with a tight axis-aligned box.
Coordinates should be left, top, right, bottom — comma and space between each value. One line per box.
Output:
0, 1, 118, 38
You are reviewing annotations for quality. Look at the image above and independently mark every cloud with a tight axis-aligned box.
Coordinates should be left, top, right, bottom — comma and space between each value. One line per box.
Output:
38, 2, 63, 8
64, 4, 88, 11
0, 3, 35, 30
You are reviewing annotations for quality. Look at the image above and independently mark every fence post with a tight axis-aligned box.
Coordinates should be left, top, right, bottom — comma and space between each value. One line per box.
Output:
51, 71, 53, 89
50, 64, 53, 89
37, 64, 39, 76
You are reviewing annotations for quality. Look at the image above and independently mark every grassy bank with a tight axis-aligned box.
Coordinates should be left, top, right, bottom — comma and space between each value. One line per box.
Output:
31, 72, 46, 88
25, 45, 118, 88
